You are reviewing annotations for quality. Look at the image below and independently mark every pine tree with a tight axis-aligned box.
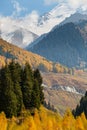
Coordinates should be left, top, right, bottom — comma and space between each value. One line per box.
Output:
0, 61, 45, 117
21, 63, 33, 109
8, 61, 23, 115
34, 69, 44, 104
34, 69, 42, 86
31, 80, 40, 109
0, 65, 18, 117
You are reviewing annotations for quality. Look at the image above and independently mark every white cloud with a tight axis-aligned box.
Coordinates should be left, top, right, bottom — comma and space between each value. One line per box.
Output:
0, 10, 39, 33
11, 0, 27, 17
44, 0, 87, 11
67, 0, 87, 10
24, 11, 39, 24
0, 10, 40, 47
1, 0, 87, 48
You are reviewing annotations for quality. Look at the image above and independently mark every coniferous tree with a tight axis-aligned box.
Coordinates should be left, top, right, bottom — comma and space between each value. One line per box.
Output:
34, 69, 42, 86
31, 80, 40, 109
8, 61, 23, 115
0, 61, 45, 117
34, 69, 44, 104
21, 63, 33, 109
0, 65, 18, 117
73, 91, 87, 118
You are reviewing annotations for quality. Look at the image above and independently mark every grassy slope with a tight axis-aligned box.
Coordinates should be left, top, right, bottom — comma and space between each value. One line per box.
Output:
42, 72, 87, 113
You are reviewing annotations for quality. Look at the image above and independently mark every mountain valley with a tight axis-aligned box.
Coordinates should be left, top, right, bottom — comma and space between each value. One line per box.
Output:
0, 38, 87, 113
1, 2, 87, 116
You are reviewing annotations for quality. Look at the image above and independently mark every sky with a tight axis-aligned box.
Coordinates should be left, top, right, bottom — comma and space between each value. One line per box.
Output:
1, 0, 87, 18
1, 0, 87, 48
0, 0, 58, 17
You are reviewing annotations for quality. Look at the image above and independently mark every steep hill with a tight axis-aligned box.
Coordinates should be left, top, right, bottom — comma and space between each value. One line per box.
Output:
0, 38, 68, 73
27, 21, 87, 68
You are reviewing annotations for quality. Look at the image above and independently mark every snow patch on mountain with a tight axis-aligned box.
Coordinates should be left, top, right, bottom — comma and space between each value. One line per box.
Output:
60, 13, 87, 26
1, 29, 38, 48
52, 85, 84, 95
1, 1, 87, 48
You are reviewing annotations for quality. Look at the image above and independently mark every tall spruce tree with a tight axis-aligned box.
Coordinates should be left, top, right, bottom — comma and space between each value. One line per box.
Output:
0, 65, 18, 117
8, 61, 23, 115
0, 61, 45, 117
21, 63, 33, 109
34, 69, 44, 104
31, 79, 40, 109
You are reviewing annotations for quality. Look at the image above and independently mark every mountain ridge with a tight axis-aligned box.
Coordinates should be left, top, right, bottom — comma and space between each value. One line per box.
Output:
27, 21, 87, 68
1, 2, 87, 48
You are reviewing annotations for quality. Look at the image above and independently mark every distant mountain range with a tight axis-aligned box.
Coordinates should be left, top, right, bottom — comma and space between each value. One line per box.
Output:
27, 20, 87, 68
0, 27, 38, 48
1, 2, 87, 48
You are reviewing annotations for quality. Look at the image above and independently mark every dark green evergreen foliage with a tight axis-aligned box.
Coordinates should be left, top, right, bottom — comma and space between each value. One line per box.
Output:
0, 65, 18, 117
28, 22, 87, 68
31, 80, 40, 109
34, 69, 42, 86
21, 63, 33, 109
73, 91, 87, 118
0, 61, 44, 117
34, 69, 44, 104
8, 61, 23, 115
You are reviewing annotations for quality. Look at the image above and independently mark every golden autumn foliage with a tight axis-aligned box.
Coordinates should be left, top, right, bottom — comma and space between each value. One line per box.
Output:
0, 106, 87, 130
0, 38, 68, 73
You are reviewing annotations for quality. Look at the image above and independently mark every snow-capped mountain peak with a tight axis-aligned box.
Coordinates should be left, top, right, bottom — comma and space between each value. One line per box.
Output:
1, 1, 87, 48
1, 27, 38, 48
36, 2, 76, 35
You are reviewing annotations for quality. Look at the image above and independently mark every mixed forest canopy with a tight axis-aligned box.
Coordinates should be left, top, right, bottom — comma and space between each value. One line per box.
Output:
0, 61, 87, 130
0, 60, 44, 118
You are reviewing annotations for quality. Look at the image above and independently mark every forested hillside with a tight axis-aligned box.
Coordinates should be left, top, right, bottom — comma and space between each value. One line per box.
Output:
0, 38, 68, 73
28, 21, 87, 68
0, 61, 87, 130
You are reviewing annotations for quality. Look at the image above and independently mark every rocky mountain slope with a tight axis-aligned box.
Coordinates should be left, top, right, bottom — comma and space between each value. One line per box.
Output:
27, 21, 87, 68
42, 71, 87, 113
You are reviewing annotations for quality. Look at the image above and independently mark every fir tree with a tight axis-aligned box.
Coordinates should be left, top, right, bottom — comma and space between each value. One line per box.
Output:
0, 65, 18, 117
8, 61, 23, 115
34, 69, 44, 104
31, 80, 40, 109
0, 61, 45, 117
21, 63, 33, 109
